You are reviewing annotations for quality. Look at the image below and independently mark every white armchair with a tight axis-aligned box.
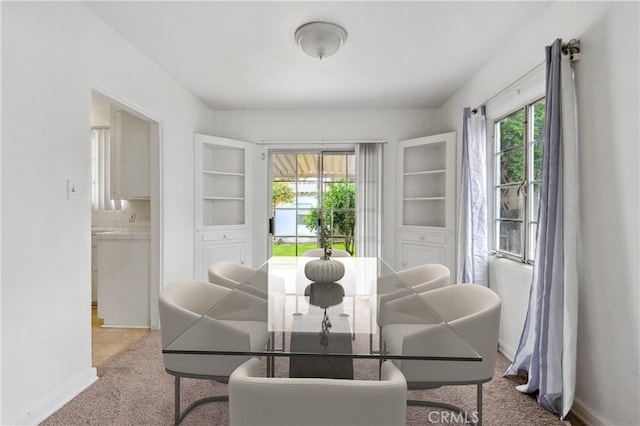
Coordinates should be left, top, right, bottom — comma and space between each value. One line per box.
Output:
229, 358, 408, 426
208, 260, 268, 297
380, 283, 501, 426
208, 260, 287, 375
377, 263, 450, 301
159, 280, 270, 425
374, 263, 450, 351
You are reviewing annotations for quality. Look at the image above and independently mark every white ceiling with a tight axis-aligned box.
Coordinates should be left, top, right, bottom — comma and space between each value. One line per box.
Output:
84, 1, 553, 110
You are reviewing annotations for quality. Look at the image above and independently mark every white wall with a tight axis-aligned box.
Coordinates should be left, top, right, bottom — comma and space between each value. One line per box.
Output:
208, 109, 442, 266
3, 2, 637, 425
439, 2, 639, 424
1, 3, 214, 424
487, 257, 531, 359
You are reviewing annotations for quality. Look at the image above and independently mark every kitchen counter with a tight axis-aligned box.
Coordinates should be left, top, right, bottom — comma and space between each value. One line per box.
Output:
94, 230, 150, 240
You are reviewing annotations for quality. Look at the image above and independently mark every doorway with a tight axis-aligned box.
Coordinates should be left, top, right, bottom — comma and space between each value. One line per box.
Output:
271, 151, 356, 256
90, 91, 161, 363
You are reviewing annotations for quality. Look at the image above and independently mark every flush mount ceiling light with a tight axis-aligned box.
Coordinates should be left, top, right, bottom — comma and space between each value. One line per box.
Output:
294, 21, 348, 60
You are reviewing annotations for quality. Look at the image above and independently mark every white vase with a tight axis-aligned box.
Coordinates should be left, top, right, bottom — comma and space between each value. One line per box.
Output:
304, 258, 345, 283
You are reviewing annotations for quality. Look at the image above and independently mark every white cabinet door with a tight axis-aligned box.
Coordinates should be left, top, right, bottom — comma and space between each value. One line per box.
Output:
112, 110, 150, 200
195, 230, 248, 281
396, 132, 456, 273
401, 243, 445, 269
194, 134, 252, 278
97, 238, 150, 327
398, 230, 453, 269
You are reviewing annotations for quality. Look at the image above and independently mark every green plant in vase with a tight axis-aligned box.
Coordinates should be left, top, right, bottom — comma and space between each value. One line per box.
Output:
319, 224, 333, 260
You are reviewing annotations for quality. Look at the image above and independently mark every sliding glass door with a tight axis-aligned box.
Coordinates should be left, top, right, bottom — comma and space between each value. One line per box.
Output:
271, 151, 355, 256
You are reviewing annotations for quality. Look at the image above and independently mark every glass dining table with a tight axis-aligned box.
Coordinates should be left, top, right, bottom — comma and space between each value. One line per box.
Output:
162, 256, 481, 379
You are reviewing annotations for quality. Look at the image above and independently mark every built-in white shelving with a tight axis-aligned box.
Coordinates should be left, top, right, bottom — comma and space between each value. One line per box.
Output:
194, 133, 252, 279
197, 139, 247, 227
396, 132, 456, 270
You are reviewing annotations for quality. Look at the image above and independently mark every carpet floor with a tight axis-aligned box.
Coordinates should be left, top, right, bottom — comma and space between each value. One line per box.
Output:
42, 331, 583, 425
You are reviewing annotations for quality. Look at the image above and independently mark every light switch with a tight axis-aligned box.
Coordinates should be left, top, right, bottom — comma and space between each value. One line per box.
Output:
67, 180, 79, 199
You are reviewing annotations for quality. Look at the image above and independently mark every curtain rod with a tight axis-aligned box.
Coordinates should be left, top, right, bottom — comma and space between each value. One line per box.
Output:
562, 38, 581, 62
479, 38, 581, 110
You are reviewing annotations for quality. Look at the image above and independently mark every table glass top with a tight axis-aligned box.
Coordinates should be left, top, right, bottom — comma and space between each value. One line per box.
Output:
163, 257, 480, 363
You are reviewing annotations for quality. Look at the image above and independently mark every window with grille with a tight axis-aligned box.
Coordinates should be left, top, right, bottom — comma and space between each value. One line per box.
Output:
494, 98, 545, 263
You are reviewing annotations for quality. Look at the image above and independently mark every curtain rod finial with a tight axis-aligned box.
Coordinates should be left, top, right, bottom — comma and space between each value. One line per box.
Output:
562, 38, 581, 62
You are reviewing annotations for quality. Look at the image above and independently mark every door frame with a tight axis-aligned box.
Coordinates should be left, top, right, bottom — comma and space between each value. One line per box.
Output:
91, 87, 163, 330
267, 147, 356, 258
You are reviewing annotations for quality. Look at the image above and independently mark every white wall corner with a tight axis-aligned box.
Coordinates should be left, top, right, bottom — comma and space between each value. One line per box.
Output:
8, 368, 98, 426
497, 341, 517, 362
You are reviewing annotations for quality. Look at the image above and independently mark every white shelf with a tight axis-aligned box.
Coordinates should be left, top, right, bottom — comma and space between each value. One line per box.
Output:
203, 170, 245, 176
403, 169, 446, 176
196, 134, 249, 228
403, 199, 446, 228
398, 135, 453, 229
203, 196, 245, 201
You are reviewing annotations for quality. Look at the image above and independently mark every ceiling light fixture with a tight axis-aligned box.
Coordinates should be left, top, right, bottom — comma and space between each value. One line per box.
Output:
294, 21, 347, 60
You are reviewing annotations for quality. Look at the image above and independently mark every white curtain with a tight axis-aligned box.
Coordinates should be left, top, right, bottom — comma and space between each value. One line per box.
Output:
91, 127, 119, 211
457, 106, 488, 285
355, 143, 382, 258
505, 39, 579, 419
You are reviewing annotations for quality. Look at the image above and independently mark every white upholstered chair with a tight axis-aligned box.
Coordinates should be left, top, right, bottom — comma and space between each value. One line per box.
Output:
374, 263, 450, 351
302, 248, 352, 258
159, 280, 270, 425
209, 260, 286, 372
377, 263, 450, 302
208, 260, 268, 297
229, 358, 408, 426
380, 283, 501, 426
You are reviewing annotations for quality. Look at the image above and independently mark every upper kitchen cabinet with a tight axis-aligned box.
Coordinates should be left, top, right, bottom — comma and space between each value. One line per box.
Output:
111, 110, 150, 200
194, 133, 252, 279
396, 132, 456, 270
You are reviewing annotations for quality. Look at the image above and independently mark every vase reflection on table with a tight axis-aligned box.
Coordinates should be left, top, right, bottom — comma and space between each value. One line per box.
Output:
306, 282, 344, 308
305, 282, 345, 348
320, 310, 332, 348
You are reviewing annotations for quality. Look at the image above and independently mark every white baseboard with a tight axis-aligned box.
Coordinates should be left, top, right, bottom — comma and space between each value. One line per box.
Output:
9, 367, 98, 426
101, 324, 148, 329
570, 396, 611, 426
498, 341, 517, 361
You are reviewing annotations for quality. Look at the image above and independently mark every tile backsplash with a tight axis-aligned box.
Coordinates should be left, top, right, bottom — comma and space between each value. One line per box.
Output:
92, 200, 151, 230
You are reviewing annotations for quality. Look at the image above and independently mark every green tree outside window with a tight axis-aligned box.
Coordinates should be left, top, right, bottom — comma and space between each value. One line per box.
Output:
303, 180, 355, 255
